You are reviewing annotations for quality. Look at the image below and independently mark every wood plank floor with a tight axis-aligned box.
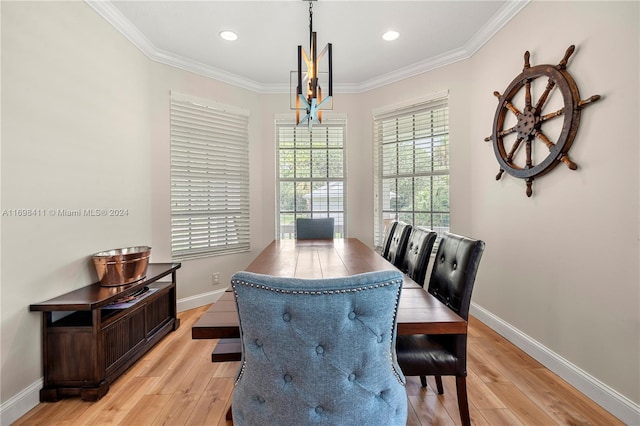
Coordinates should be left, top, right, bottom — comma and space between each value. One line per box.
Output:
15, 306, 623, 425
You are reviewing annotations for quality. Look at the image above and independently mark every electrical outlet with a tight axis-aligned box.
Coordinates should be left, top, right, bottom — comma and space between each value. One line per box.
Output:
212, 273, 220, 285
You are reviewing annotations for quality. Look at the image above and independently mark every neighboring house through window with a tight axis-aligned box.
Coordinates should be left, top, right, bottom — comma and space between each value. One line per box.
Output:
373, 92, 450, 248
276, 118, 346, 240
170, 92, 250, 260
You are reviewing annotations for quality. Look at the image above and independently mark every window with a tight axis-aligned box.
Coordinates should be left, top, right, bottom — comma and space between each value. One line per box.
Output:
276, 119, 346, 240
373, 95, 449, 248
170, 92, 250, 260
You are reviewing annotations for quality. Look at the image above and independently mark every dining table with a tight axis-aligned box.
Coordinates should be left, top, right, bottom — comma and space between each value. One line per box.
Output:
192, 238, 467, 355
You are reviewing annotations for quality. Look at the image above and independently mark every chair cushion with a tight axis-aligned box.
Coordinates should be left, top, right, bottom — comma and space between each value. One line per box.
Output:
402, 227, 437, 286
428, 234, 485, 319
386, 222, 412, 267
380, 221, 398, 258
296, 217, 335, 239
395, 334, 460, 376
231, 270, 408, 426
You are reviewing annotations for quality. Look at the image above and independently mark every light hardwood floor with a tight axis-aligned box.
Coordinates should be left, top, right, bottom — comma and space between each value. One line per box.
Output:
15, 306, 623, 425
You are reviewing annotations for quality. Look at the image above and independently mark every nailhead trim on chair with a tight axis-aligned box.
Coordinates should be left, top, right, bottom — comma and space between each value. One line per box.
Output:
231, 279, 402, 294
231, 277, 404, 386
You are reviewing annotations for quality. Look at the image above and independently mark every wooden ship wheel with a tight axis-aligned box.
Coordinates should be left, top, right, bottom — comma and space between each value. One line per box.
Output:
485, 45, 601, 197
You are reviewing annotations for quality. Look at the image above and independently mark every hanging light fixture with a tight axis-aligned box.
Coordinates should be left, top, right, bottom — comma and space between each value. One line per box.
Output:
291, 0, 333, 126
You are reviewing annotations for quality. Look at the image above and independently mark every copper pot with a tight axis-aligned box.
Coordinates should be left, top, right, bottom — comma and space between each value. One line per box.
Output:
92, 246, 151, 287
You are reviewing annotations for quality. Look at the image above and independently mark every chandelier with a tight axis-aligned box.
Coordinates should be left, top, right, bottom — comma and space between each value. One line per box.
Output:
291, 0, 333, 126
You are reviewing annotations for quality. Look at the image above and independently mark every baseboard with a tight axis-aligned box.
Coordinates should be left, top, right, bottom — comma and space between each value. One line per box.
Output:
470, 302, 640, 425
177, 287, 226, 312
1, 289, 227, 425
0, 378, 42, 426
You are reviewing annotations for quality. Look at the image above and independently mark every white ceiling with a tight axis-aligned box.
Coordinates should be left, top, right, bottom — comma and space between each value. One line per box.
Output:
87, 0, 529, 93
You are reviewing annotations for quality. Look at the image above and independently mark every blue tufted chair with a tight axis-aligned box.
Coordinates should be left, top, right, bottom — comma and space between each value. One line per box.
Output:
230, 270, 408, 426
401, 226, 438, 287
395, 233, 485, 426
296, 217, 335, 239
385, 221, 412, 268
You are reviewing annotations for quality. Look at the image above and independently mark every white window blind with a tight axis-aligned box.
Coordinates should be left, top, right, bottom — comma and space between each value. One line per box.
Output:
373, 96, 449, 248
170, 92, 250, 260
276, 119, 346, 240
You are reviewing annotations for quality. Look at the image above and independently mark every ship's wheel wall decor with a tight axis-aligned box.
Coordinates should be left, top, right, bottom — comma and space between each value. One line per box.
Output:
485, 45, 601, 197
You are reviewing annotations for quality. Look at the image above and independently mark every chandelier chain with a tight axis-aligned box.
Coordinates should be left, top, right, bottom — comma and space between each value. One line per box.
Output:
308, 1, 313, 48
309, 0, 313, 47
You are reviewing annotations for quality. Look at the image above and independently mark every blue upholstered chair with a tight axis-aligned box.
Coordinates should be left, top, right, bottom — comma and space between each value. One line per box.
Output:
296, 217, 335, 239
230, 270, 408, 426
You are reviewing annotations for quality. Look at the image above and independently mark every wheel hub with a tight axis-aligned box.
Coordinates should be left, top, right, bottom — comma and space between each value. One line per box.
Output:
516, 109, 537, 139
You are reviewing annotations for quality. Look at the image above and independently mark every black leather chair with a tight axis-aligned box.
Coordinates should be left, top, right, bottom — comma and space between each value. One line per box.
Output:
295, 217, 334, 239
396, 233, 485, 426
380, 220, 398, 258
401, 227, 437, 287
385, 221, 412, 268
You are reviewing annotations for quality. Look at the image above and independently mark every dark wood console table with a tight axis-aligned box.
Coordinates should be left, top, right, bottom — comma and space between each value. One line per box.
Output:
30, 263, 181, 402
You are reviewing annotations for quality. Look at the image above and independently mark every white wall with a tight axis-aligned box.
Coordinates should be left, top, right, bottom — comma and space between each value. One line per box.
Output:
468, 0, 639, 409
1, 0, 638, 424
1, 1, 151, 419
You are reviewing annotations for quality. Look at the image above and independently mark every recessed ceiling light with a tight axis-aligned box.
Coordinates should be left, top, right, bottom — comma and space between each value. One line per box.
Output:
219, 30, 238, 41
382, 30, 400, 41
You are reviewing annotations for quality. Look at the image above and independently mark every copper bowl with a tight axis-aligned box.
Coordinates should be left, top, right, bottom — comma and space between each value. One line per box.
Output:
92, 246, 151, 287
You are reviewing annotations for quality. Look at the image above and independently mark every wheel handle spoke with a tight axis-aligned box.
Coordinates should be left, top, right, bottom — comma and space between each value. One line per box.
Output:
539, 108, 564, 123
534, 78, 557, 115
535, 130, 578, 170
506, 137, 524, 163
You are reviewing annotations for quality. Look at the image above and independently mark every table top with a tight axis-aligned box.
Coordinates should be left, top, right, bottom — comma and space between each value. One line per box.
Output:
30, 263, 181, 312
244, 238, 421, 288
192, 239, 466, 338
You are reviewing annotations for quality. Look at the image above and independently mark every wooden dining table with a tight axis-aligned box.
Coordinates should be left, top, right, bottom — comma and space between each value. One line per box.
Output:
192, 238, 467, 345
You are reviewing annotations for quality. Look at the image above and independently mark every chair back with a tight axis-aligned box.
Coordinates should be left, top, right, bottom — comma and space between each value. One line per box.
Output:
427, 233, 485, 320
386, 221, 412, 267
296, 217, 335, 239
380, 220, 398, 258
401, 227, 438, 287
230, 270, 408, 426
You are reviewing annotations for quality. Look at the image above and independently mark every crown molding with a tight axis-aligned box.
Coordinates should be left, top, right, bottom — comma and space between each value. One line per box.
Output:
85, 1, 156, 56
354, 0, 530, 93
85, 0, 529, 95
465, 0, 530, 54
152, 49, 266, 93
355, 47, 471, 93
85, 0, 267, 93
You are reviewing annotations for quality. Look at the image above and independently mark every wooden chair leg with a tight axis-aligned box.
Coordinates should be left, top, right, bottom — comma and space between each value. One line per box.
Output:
225, 405, 233, 421
420, 375, 427, 388
455, 376, 470, 426
435, 375, 444, 394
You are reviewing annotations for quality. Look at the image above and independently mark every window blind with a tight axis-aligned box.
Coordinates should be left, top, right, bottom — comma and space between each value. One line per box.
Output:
373, 97, 449, 248
276, 119, 346, 240
170, 92, 250, 260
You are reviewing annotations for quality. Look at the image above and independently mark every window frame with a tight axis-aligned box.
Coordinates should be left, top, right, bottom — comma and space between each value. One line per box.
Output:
373, 92, 450, 249
170, 92, 250, 260
275, 117, 347, 240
